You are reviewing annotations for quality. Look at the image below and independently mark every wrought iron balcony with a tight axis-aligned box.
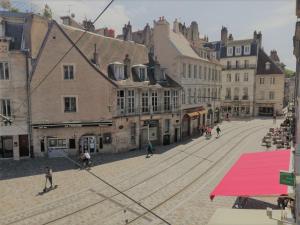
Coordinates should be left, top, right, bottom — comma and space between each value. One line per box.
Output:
116, 105, 181, 116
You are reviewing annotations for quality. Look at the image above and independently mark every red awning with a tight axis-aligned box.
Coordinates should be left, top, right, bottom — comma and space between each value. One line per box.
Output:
210, 150, 291, 200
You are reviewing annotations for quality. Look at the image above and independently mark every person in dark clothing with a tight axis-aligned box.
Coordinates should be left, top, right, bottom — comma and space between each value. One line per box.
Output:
147, 141, 153, 157
216, 126, 221, 137
45, 166, 53, 188
273, 114, 277, 124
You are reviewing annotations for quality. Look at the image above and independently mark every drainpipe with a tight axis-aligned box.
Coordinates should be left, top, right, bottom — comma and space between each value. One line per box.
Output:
25, 49, 33, 158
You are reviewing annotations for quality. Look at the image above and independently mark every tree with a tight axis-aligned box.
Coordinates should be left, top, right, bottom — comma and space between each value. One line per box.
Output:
43, 4, 52, 19
0, 0, 11, 10
284, 68, 295, 77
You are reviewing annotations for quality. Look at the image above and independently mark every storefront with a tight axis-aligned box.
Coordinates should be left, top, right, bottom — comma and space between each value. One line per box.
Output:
182, 107, 207, 138
141, 119, 160, 147
0, 134, 29, 159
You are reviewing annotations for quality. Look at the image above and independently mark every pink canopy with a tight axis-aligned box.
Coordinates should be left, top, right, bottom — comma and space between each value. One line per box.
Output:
210, 150, 291, 200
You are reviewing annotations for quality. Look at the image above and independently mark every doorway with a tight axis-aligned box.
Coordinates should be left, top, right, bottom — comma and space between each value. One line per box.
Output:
80, 136, 96, 153
174, 128, 178, 143
0, 136, 13, 158
19, 135, 29, 157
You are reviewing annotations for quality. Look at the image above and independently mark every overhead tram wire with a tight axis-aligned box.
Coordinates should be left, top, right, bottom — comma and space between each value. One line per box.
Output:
60, 151, 172, 225
9, 0, 170, 224
12, 0, 115, 116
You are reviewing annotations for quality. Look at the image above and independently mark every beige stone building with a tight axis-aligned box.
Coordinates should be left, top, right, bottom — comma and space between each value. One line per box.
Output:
0, 12, 49, 159
30, 20, 181, 157
255, 49, 284, 116
151, 17, 222, 138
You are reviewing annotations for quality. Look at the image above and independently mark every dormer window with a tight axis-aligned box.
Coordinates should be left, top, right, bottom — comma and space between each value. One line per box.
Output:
133, 65, 148, 81
227, 47, 233, 56
244, 45, 251, 55
110, 62, 124, 80
235, 46, 241, 56
265, 62, 271, 70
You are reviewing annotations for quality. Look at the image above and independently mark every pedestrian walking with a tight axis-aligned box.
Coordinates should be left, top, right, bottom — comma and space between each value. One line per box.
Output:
146, 141, 153, 157
216, 126, 221, 137
45, 166, 53, 189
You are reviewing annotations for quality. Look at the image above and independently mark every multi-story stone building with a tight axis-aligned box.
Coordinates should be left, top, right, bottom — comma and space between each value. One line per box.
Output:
150, 17, 221, 138
0, 11, 49, 159
30, 20, 181, 157
284, 75, 296, 107
255, 49, 284, 116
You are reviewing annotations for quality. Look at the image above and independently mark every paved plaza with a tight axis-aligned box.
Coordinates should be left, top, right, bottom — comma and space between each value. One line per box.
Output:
0, 118, 282, 225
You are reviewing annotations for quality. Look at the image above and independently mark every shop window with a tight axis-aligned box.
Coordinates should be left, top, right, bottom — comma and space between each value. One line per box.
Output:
48, 138, 67, 149
69, 139, 76, 149
103, 133, 112, 144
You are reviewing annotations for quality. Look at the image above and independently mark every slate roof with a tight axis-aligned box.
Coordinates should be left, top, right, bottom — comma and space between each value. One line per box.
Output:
169, 30, 201, 59
60, 24, 149, 72
256, 49, 284, 75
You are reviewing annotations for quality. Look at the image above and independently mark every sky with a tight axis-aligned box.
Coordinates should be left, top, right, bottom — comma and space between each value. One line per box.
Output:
11, 0, 296, 70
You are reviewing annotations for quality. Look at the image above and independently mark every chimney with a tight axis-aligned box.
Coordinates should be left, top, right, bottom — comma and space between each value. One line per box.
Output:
124, 54, 132, 80
270, 50, 280, 62
221, 26, 228, 43
228, 33, 233, 41
92, 43, 99, 66
173, 18, 179, 33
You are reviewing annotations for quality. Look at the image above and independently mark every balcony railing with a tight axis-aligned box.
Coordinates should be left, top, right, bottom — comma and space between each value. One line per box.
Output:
233, 96, 239, 100
223, 64, 256, 70
116, 105, 181, 116
225, 96, 231, 100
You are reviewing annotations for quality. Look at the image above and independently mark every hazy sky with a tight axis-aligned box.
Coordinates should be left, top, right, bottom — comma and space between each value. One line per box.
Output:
13, 0, 296, 69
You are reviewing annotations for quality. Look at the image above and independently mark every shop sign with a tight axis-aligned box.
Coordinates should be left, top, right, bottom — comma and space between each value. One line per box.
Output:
279, 170, 295, 186
144, 120, 159, 127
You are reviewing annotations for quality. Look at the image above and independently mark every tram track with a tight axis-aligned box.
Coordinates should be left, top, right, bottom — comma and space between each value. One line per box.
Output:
1, 122, 260, 225
41, 123, 265, 225
124, 124, 268, 225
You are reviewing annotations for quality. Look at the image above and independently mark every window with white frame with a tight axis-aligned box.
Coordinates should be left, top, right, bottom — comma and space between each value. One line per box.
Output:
269, 91, 275, 100
208, 68, 211, 81
235, 73, 240, 82
226, 88, 231, 99
173, 90, 178, 110
142, 92, 149, 113
235, 46, 241, 56
182, 63, 186, 77
260, 77, 264, 84
117, 90, 125, 113
127, 90, 135, 113
203, 88, 206, 102
48, 138, 67, 149
194, 65, 197, 79
244, 45, 251, 55
204, 67, 207, 80
227, 47, 233, 56
164, 119, 170, 133
244, 73, 248, 81
270, 77, 275, 84
198, 65, 202, 79
151, 91, 158, 112
138, 67, 147, 81
114, 64, 125, 80
1, 99, 11, 117
164, 90, 171, 111
0, 62, 9, 80
207, 88, 210, 100
182, 90, 186, 104
226, 73, 231, 82
188, 64, 192, 78
63, 65, 74, 80
64, 97, 76, 112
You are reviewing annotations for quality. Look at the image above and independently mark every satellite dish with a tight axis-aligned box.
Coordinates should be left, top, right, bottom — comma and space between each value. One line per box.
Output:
71, 13, 75, 18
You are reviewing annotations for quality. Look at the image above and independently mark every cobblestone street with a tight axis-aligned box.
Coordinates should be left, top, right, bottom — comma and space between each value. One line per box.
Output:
0, 118, 282, 225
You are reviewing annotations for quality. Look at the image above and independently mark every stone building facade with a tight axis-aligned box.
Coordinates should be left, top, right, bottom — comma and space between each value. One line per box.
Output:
152, 17, 222, 138
0, 12, 49, 159
30, 21, 181, 157
255, 49, 284, 116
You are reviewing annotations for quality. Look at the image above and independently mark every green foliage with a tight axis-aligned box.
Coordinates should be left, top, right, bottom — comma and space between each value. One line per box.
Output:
284, 68, 295, 77
0, 0, 11, 10
43, 4, 52, 19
